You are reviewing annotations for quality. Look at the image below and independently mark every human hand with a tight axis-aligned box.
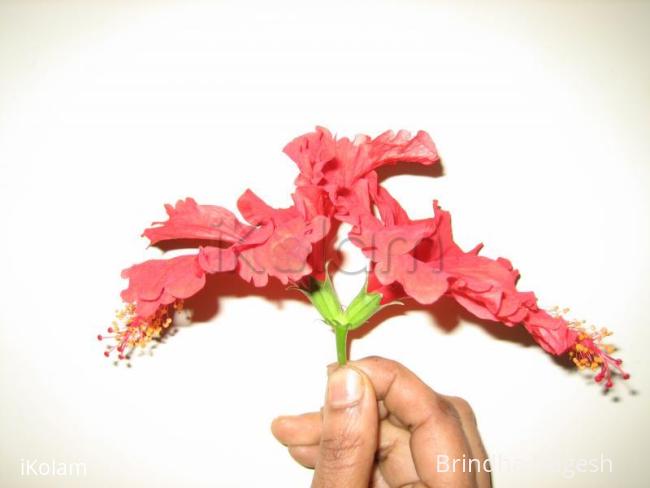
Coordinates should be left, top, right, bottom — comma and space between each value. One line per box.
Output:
271, 356, 491, 488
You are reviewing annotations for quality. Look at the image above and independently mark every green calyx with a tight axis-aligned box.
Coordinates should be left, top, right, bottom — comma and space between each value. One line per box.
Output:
346, 284, 384, 330
301, 273, 347, 328
299, 270, 387, 365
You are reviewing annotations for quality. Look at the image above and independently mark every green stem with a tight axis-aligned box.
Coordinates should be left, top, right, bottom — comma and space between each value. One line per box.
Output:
335, 325, 348, 366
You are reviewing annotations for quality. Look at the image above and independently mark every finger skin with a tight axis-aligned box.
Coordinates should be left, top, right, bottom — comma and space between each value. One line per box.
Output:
312, 366, 378, 488
271, 412, 321, 446
445, 396, 491, 488
350, 357, 476, 488
289, 445, 319, 468
274, 411, 424, 487
376, 419, 420, 487
279, 357, 490, 488
271, 401, 389, 448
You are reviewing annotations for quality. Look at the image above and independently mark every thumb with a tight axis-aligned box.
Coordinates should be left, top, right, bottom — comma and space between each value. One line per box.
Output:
312, 366, 378, 488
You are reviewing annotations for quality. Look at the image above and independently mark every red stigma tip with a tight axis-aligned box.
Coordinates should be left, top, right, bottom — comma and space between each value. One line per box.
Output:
103, 351, 110, 358
97, 334, 103, 341
107, 327, 114, 333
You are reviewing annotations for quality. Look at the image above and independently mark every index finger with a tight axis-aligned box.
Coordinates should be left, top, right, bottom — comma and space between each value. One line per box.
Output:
349, 356, 476, 488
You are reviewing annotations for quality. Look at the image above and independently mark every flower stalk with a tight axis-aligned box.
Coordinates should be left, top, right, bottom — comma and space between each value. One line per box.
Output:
334, 324, 348, 366
300, 273, 384, 365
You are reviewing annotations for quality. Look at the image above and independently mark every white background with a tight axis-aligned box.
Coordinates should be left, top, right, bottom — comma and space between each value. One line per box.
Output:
1, 1, 649, 487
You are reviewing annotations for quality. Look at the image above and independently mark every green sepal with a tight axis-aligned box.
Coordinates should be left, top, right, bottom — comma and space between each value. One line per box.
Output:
345, 286, 383, 330
297, 266, 345, 327
345, 277, 404, 329
299, 270, 404, 365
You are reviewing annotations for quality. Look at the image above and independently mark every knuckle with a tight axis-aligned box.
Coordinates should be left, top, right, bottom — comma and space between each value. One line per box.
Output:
447, 396, 477, 425
437, 397, 460, 421
361, 355, 395, 369
375, 357, 404, 378
359, 355, 386, 367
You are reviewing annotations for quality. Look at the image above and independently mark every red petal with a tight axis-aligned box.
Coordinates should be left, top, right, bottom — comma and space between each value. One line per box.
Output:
237, 215, 328, 286
293, 186, 331, 220
366, 129, 440, 173
283, 126, 336, 186
374, 186, 410, 226
120, 255, 206, 317
524, 311, 578, 355
237, 189, 297, 225
374, 254, 449, 304
198, 246, 237, 273
143, 198, 255, 245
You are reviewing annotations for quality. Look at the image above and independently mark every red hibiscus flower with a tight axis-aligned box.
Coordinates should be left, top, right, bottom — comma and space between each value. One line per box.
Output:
351, 185, 628, 387
102, 127, 629, 390
283, 127, 440, 223
100, 194, 329, 359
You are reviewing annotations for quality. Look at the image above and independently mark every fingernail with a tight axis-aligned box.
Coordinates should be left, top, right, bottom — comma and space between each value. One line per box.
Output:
327, 368, 363, 408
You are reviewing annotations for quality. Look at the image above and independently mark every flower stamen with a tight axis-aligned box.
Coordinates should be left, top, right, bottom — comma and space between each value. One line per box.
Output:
549, 307, 631, 389
98, 301, 183, 360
